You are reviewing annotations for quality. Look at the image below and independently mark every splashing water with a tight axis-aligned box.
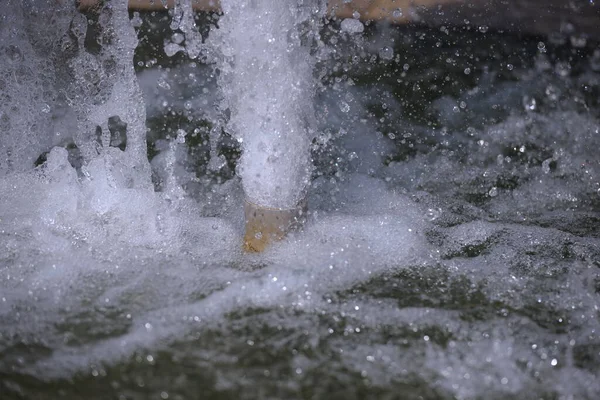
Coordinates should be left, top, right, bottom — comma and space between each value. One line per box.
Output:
214, 0, 326, 208
0, 0, 69, 175
0, 1, 600, 399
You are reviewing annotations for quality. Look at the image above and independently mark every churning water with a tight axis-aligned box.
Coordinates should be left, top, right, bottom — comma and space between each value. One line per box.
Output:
1, 1, 599, 399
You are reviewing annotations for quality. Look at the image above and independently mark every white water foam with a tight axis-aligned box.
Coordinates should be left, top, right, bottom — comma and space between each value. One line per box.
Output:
213, 0, 326, 208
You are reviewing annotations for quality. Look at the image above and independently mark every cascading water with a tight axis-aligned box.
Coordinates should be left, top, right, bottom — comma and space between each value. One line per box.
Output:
213, 0, 327, 250
1, 1, 600, 399
0, 0, 69, 175
215, 0, 324, 209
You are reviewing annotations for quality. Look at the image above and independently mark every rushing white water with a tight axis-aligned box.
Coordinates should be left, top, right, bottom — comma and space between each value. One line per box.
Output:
1, 1, 599, 399
214, 0, 326, 208
0, 0, 70, 175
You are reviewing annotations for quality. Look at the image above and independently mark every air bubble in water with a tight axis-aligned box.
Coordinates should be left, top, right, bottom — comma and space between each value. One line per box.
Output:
379, 47, 394, 61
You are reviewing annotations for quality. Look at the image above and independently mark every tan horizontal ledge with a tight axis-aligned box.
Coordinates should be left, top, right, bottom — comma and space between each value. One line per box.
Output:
78, 0, 600, 40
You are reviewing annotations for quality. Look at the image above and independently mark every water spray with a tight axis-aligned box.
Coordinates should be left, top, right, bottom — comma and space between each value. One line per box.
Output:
215, 0, 325, 251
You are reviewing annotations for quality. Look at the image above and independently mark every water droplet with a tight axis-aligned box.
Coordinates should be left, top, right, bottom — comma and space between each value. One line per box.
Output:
176, 129, 187, 143
131, 12, 143, 28
379, 46, 394, 61
163, 43, 184, 58
171, 32, 185, 45
537, 41, 547, 53
523, 96, 537, 111
340, 18, 364, 34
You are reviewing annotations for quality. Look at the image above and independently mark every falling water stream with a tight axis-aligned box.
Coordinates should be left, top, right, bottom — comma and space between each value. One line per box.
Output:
1, 1, 600, 399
